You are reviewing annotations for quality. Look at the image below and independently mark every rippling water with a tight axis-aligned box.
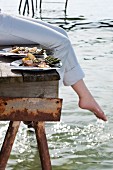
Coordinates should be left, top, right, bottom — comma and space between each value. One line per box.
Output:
0, 0, 113, 169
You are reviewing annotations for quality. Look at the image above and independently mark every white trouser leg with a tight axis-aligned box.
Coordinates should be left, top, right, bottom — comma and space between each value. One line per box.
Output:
18, 16, 85, 85
0, 14, 84, 86
18, 15, 68, 37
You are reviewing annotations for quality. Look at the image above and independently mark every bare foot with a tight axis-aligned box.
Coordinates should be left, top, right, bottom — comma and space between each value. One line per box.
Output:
71, 79, 107, 121
78, 94, 107, 121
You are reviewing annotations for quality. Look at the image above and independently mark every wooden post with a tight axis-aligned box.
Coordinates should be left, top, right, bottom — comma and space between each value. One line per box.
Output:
18, 0, 23, 12
39, 0, 42, 13
31, 0, 35, 17
0, 121, 21, 169
34, 121, 52, 170
23, 0, 29, 15
36, 0, 38, 9
65, 0, 68, 10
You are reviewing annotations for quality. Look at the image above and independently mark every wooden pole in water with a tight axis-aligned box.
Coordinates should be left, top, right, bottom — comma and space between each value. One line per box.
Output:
18, 0, 23, 12
31, 0, 35, 16
65, 0, 68, 11
23, 0, 30, 15
36, 0, 38, 9
39, 0, 42, 13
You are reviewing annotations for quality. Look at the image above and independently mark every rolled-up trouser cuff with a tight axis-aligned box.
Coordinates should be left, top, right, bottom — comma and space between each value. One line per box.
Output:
63, 64, 85, 86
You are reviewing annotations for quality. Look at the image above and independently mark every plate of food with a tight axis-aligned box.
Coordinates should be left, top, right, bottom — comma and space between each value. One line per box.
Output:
10, 52, 62, 71
0, 46, 46, 58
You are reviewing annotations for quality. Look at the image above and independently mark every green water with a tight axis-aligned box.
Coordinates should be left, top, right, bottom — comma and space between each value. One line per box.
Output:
0, 0, 113, 169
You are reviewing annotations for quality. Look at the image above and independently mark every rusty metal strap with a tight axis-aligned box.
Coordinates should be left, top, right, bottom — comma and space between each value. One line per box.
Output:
0, 97, 63, 121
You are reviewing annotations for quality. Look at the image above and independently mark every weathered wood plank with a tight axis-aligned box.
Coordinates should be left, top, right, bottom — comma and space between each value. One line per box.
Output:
22, 70, 60, 82
0, 81, 59, 98
0, 97, 62, 121
0, 58, 22, 81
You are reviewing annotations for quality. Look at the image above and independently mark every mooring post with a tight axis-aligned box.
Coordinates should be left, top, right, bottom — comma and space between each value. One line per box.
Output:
18, 0, 23, 12
39, 0, 42, 13
31, 0, 35, 16
23, 0, 29, 15
36, 0, 38, 9
65, 0, 68, 10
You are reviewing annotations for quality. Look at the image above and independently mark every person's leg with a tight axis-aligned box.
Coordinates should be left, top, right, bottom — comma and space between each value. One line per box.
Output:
71, 79, 107, 121
0, 13, 84, 84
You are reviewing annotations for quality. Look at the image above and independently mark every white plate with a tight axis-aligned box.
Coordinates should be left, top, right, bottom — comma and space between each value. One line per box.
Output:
10, 59, 62, 71
2, 47, 12, 52
0, 47, 45, 58
0, 51, 26, 57
1, 47, 27, 57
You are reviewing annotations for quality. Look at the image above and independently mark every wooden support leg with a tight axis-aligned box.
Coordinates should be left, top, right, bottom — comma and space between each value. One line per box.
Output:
0, 121, 21, 170
33, 121, 52, 170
